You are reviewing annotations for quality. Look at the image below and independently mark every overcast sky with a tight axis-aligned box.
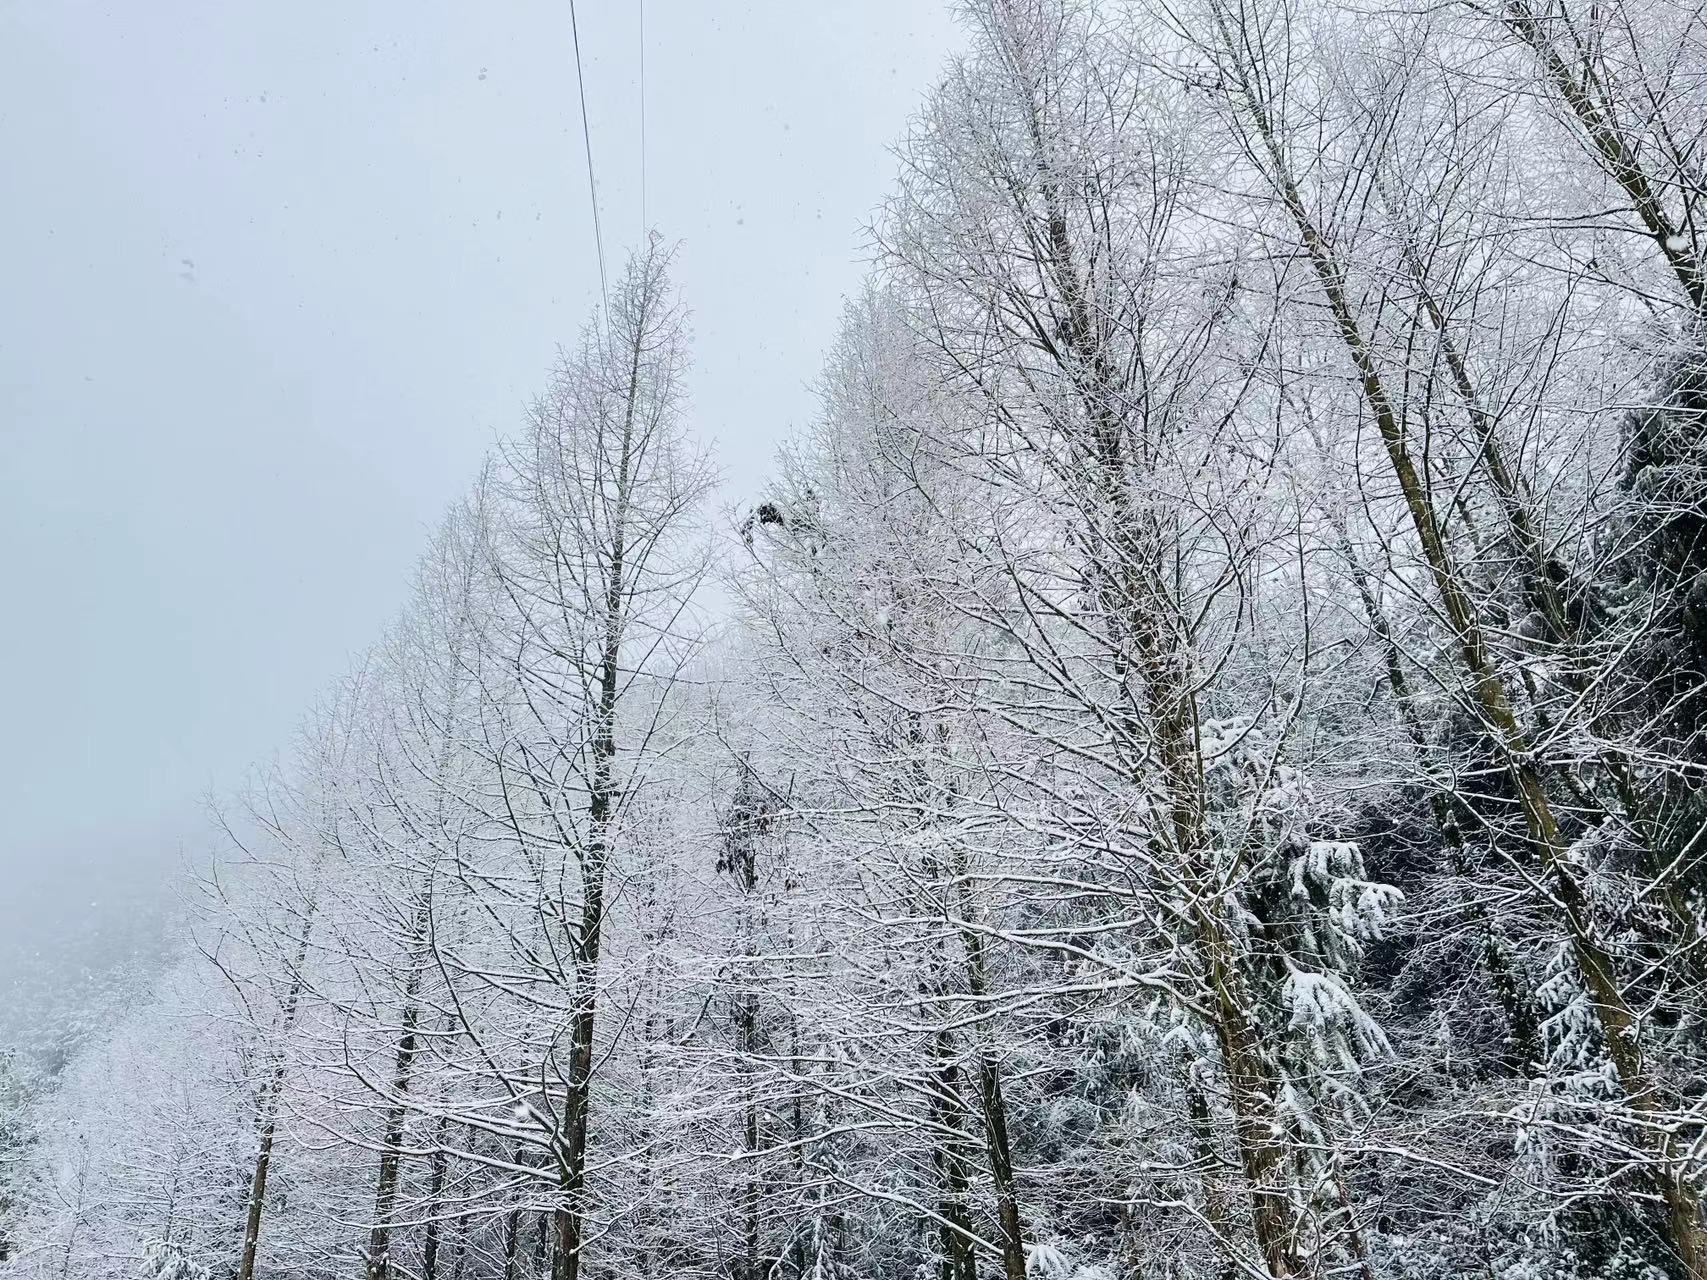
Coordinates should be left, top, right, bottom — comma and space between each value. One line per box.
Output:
0, 2, 960, 1018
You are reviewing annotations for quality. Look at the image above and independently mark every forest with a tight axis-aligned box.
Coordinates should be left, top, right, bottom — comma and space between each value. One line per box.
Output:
4, 0, 1707, 1276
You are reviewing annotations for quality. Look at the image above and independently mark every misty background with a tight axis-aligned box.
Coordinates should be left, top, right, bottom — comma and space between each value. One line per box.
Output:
0, 1, 959, 1060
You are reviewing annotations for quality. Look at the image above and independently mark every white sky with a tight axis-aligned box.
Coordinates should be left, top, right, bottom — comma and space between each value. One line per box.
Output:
0, 2, 961, 998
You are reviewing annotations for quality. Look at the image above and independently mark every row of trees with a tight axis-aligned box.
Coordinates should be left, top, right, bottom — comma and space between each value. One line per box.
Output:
5, 0, 1707, 1276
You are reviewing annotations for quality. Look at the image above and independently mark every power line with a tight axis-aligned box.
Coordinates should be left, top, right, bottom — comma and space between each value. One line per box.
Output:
567, 0, 609, 321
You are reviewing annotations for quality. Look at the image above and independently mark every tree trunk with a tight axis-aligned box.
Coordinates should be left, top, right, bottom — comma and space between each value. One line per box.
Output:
1187, 1078, 1240, 1280
1213, 20, 1706, 1269
420, 1118, 451, 1280
997, 41, 1318, 1267
1500, 0, 1706, 311
235, 918, 313, 1280
503, 1203, 521, 1280
365, 909, 428, 1280
953, 893, 1027, 1280
926, 1033, 980, 1280
1321, 492, 1544, 1069
551, 269, 645, 1280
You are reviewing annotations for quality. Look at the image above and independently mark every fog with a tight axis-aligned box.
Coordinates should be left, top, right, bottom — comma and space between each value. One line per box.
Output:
0, 1, 958, 1053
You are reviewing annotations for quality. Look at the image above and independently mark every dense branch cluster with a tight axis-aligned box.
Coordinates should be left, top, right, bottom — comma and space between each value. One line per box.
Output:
5, 0, 1707, 1277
